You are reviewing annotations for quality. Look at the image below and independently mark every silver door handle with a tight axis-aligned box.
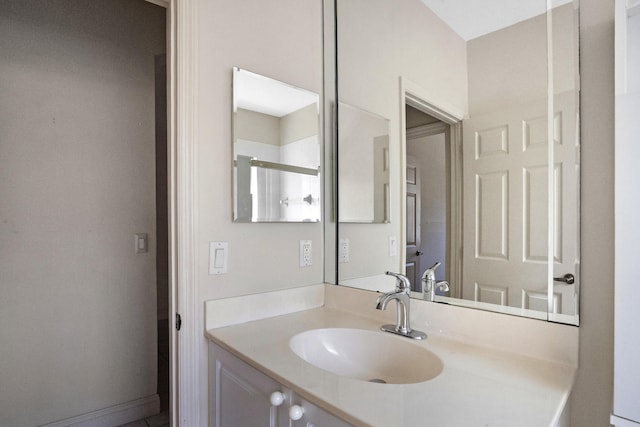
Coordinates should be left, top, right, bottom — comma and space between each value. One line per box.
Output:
553, 273, 575, 284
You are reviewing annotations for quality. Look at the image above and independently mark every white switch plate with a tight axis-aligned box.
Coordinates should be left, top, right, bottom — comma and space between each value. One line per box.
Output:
209, 241, 228, 275
339, 238, 350, 263
299, 240, 312, 267
135, 233, 148, 254
389, 236, 398, 257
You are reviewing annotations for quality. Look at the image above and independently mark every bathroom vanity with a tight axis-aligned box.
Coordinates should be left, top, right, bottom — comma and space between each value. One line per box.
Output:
209, 341, 351, 426
206, 285, 577, 427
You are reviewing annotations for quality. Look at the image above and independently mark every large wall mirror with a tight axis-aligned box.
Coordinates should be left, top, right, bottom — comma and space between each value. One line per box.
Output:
233, 67, 321, 223
335, 0, 580, 325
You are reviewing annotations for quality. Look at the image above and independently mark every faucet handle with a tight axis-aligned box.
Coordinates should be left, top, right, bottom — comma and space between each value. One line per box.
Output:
436, 280, 449, 293
385, 271, 411, 292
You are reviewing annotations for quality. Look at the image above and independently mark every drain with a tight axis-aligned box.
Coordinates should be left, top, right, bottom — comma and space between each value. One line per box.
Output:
368, 378, 387, 384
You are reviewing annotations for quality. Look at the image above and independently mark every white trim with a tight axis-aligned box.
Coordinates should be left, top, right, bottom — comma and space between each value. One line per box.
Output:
406, 122, 449, 139
448, 122, 463, 297
172, 0, 200, 425
546, 0, 556, 315
165, 0, 179, 424
401, 77, 465, 124
41, 395, 159, 427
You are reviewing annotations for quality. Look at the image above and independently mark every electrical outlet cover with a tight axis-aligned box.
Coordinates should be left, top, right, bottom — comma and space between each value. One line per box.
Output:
339, 238, 350, 263
299, 240, 312, 267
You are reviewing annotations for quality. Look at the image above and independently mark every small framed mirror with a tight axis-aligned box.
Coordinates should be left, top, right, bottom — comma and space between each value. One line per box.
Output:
338, 102, 390, 223
232, 67, 321, 223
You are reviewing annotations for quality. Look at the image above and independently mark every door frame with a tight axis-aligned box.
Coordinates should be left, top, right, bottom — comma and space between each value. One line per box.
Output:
145, 0, 200, 425
399, 77, 464, 297
171, 0, 200, 425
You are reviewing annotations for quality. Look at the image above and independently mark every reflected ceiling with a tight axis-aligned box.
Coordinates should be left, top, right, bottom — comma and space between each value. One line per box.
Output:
420, 0, 572, 40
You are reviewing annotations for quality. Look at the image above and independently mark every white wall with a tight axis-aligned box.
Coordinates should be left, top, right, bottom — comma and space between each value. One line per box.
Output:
189, 0, 615, 425
337, 0, 468, 282
195, 0, 324, 421
613, 7, 640, 422
467, 9, 548, 116
468, 4, 577, 116
0, 1, 165, 426
571, 0, 615, 425
197, 0, 324, 301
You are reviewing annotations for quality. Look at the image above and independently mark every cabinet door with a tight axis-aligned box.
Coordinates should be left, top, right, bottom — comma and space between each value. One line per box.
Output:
288, 396, 353, 427
210, 343, 283, 427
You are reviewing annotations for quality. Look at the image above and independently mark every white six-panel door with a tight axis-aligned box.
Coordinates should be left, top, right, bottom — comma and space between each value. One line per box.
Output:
462, 98, 578, 315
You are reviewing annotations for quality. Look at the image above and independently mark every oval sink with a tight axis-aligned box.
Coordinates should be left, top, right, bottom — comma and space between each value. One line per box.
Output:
289, 328, 443, 384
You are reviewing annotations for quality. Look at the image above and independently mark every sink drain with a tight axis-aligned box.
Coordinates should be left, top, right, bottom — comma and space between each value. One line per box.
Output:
368, 378, 387, 384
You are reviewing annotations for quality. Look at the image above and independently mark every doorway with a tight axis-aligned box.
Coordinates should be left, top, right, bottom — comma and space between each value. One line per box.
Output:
404, 105, 450, 292
0, 1, 171, 425
155, 52, 170, 420
400, 82, 464, 297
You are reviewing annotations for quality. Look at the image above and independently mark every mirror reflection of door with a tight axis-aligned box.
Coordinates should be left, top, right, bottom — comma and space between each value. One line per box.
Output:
551, 92, 580, 317
405, 155, 421, 291
405, 105, 449, 294
462, 103, 550, 310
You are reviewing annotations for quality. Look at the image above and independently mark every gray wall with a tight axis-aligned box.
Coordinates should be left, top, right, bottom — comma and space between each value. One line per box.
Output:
0, 1, 166, 425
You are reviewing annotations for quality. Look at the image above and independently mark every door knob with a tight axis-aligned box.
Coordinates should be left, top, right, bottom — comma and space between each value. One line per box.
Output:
416, 251, 423, 256
553, 273, 575, 284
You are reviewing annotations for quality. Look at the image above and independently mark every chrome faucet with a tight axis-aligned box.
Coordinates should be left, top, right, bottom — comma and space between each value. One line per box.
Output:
422, 262, 450, 302
375, 271, 426, 340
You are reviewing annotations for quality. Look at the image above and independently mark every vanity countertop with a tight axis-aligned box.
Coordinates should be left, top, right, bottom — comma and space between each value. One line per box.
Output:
206, 306, 576, 427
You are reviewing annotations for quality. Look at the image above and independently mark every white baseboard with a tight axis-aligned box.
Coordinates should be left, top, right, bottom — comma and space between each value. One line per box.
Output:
41, 394, 160, 427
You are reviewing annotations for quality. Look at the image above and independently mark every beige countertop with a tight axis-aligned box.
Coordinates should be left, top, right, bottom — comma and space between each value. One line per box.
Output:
206, 305, 575, 427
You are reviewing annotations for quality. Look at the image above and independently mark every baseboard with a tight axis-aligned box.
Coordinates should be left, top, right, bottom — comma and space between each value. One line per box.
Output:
41, 394, 160, 427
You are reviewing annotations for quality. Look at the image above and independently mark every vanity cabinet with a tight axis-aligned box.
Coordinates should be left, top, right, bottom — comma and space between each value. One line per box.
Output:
209, 341, 353, 427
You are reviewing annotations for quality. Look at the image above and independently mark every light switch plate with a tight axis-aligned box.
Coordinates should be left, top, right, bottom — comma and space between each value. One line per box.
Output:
389, 236, 398, 257
209, 241, 228, 275
135, 233, 148, 254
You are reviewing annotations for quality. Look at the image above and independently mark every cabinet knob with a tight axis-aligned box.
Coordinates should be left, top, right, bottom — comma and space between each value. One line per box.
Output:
289, 404, 304, 421
270, 391, 285, 407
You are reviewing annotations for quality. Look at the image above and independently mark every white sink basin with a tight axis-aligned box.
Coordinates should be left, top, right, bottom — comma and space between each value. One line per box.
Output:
289, 328, 443, 384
